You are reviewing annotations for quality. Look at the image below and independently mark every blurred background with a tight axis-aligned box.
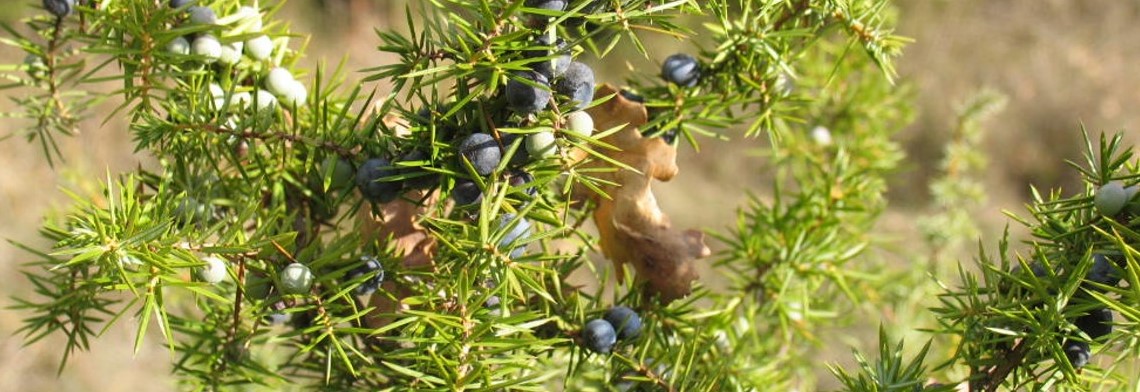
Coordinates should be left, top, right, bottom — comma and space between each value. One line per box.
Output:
2, 0, 1140, 390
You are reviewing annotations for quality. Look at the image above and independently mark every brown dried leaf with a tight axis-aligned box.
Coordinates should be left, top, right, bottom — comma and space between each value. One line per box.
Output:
578, 84, 711, 303
358, 189, 439, 269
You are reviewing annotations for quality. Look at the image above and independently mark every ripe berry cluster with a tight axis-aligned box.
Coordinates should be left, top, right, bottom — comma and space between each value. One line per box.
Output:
581, 306, 642, 354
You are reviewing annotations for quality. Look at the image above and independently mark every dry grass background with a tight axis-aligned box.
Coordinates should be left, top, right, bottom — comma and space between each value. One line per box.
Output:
2, 0, 1140, 390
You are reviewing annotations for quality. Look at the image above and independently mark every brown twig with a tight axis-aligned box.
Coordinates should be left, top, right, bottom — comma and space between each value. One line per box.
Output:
973, 339, 1028, 392
173, 122, 357, 157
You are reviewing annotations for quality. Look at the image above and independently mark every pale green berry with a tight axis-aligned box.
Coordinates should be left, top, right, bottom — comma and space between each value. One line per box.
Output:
245, 35, 273, 60
526, 131, 557, 159
279, 262, 313, 294
810, 126, 832, 146
280, 80, 307, 108
191, 34, 222, 62
24, 54, 46, 80
564, 111, 594, 137
231, 91, 251, 109
209, 83, 226, 109
208, 83, 224, 98
265, 67, 295, 96
254, 89, 276, 111
198, 255, 228, 284
320, 156, 354, 190
167, 36, 191, 56
1094, 181, 1127, 216
1126, 185, 1140, 215
218, 43, 242, 65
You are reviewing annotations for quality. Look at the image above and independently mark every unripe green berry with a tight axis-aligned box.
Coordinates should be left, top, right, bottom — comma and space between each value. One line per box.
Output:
231, 91, 252, 109
24, 54, 46, 80
254, 89, 276, 111
1126, 185, 1140, 215
280, 80, 307, 108
279, 262, 314, 294
245, 35, 273, 60
198, 255, 228, 284
208, 83, 224, 99
265, 68, 295, 96
167, 36, 191, 56
811, 126, 833, 146
1094, 181, 1127, 216
218, 43, 243, 65
320, 156, 355, 191
564, 111, 593, 137
526, 131, 557, 159
191, 35, 222, 62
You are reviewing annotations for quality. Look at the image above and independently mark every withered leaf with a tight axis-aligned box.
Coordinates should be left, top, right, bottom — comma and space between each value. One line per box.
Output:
357, 189, 438, 271
578, 84, 711, 303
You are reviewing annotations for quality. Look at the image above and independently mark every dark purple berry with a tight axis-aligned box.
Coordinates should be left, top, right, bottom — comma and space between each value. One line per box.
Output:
500, 133, 531, 166
1012, 261, 1048, 278
399, 150, 439, 190
604, 306, 642, 340
1087, 254, 1121, 287
619, 89, 645, 103
484, 295, 502, 317
266, 312, 290, 325
170, 0, 192, 8
1075, 308, 1113, 340
582, 318, 617, 354
525, 0, 566, 10
265, 301, 291, 325
497, 214, 532, 258
452, 179, 483, 205
356, 158, 403, 202
1062, 339, 1090, 368
484, 295, 501, 308
347, 256, 385, 296
458, 133, 502, 176
526, 35, 571, 79
555, 62, 595, 110
43, 0, 75, 17
641, 125, 678, 144
506, 71, 552, 114
662, 53, 700, 87
508, 170, 538, 197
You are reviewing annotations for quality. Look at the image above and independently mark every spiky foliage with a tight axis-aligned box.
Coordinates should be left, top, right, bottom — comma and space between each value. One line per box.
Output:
3, 0, 920, 390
